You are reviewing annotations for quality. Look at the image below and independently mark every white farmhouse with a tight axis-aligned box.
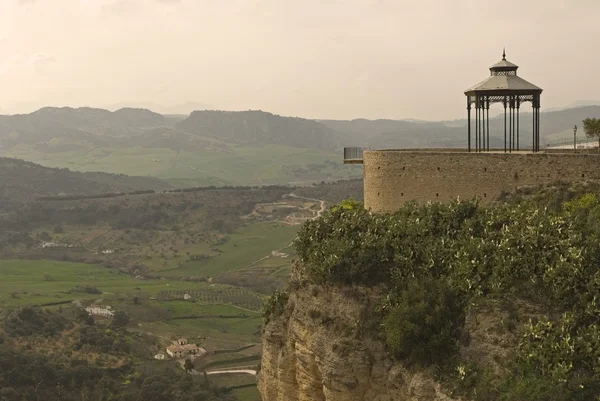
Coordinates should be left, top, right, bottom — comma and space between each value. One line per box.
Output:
85, 306, 114, 317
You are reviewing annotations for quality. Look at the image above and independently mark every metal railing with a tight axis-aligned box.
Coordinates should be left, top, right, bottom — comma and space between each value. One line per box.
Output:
343, 147, 365, 163
545, 138, 598, 149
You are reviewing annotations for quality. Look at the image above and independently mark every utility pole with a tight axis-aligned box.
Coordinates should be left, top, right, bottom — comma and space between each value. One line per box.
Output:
574, 125, 578, 150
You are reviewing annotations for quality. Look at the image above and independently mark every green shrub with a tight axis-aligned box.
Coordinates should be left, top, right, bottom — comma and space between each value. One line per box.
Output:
383, 277, 464, 366
262, 290, 289, 324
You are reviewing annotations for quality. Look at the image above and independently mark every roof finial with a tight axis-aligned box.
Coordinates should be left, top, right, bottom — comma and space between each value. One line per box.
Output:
502, 48, 506, 60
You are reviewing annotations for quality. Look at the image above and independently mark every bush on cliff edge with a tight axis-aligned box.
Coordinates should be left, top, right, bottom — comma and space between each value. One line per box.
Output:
292, 187, 600, 400
384, 276, 464, 366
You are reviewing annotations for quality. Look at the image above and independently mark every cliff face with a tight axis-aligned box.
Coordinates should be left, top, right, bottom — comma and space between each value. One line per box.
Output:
258, 272, 461, 401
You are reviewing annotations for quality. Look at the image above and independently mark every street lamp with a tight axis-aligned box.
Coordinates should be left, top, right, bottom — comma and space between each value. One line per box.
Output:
574, 125, 578, 150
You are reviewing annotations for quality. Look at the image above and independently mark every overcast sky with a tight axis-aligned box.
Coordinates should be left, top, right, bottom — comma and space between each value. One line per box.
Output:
0, 0, 598, 120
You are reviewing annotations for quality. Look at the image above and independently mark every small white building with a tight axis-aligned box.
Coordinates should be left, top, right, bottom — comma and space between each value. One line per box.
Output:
85, 306, 114, 317
175, 338, 188, 346
154, 353, 166, 360
166, 343, 206, 359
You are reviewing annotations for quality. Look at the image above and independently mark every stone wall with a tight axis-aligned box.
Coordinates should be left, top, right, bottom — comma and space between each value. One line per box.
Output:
363, 150, 600, 213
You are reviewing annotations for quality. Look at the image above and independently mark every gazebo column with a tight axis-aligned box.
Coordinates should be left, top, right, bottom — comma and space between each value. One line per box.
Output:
512, 97, 516, 152
516, 98, 520, 151
536, 95, 541, 152
478, 96, 482, 152
509, 96, 512, 153
486, 97, 490, 151
532, 103, 536, 152
475, 99, 479, 152
481, 96, 486, 152
503, 97, 507, 153
467, 98, 471, 152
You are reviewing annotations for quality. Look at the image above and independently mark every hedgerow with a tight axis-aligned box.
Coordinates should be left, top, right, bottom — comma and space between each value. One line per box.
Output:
293, 189, 600, 399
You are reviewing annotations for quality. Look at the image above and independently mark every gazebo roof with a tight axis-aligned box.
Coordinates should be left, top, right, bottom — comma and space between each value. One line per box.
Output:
490, 58, 518, 70
465, 49, 543, 95
465, 74, 542, 94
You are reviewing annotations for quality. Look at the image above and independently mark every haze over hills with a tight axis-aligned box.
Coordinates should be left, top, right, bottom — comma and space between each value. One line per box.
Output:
323, 105, 600, 149
102, 101, 217, 116
176, 110, 345, 151
0, 104, 598, 188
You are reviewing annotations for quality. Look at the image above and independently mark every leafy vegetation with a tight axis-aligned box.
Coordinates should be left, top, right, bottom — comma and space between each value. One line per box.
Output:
262, 290, 289, 324
383, 277, 464, 366
3, 306, 71, 338
0, 306, 238, 401
293, 186, 600, 400
583, 117, 600, 149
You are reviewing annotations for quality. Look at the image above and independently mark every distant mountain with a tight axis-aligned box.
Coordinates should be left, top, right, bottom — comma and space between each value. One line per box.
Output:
0, 157, 170, 210
320, 105, 600, 149
0, 106, 165, 148
2, 104, 597, 153
176, 110, 345, 151
104, 101, 216, 115
544, 100, 600, 113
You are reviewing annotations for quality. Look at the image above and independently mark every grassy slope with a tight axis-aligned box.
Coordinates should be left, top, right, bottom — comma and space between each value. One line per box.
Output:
162, 222, 299, 277
0, 259, 212, 308
5, 144, 362, 187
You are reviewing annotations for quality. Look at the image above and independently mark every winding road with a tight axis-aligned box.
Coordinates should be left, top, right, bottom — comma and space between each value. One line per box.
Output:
286, 192, 326, 219
205, 369, 257, 376
241, 193, 326, 270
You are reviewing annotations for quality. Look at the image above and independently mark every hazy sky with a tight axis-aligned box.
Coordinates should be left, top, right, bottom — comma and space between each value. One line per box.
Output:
0, 0, 598, 120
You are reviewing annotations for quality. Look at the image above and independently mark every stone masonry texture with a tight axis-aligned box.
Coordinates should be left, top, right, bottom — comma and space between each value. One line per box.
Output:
363, 150, 600, 213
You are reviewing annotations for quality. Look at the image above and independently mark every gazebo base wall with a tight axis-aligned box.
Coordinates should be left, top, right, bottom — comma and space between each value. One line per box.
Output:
363, 149, 600, 213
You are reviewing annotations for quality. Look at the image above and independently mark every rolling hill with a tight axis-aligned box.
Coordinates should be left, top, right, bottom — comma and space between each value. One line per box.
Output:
175, 110, 345, 151
0, 157, 170, 210
0, 105, 597, 188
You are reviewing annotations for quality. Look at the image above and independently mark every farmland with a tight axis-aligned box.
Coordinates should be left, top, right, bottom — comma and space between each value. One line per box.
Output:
0, 259, 265, 348
161, 222, 299, 278
0, 179, 363, 395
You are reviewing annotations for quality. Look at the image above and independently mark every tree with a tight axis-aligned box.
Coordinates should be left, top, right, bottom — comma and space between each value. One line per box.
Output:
583, 118, 600, 151
111, 311, 130, 329
75, 309, 94, 326
184, 358, 194, 373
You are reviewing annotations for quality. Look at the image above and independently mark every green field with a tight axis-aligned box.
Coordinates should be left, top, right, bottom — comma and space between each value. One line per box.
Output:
0, 259, 266, 348
162, 222, 299, 278
231, 386, 262, 401
161, 301, 261, 318
5, 144, 362, 187
0, 259, 200, 307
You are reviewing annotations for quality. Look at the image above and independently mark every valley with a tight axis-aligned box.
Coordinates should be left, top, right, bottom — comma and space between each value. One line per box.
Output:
0, 104, 597, 400
0, 167, 363, 399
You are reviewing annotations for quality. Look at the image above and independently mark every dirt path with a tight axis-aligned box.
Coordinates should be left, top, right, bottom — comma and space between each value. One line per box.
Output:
205, 369, 257, 376
184, 366, 257, 376
240, 193, 326, 271
286, 192, 326, 219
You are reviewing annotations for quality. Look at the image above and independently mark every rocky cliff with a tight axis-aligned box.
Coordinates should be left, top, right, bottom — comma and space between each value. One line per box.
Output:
257, 263, 488, 401
258, 265, 543, 401
258, 191, 600, 401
